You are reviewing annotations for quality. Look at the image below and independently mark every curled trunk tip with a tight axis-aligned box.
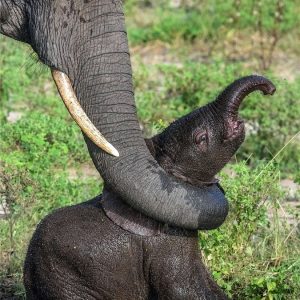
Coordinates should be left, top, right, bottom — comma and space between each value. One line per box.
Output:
215, 75, 276, 114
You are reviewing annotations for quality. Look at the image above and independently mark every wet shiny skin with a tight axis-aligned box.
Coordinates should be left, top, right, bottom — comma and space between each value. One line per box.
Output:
24, 197, 227, 300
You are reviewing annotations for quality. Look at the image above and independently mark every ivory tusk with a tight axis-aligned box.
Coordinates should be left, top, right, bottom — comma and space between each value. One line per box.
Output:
51, 69, 119, 157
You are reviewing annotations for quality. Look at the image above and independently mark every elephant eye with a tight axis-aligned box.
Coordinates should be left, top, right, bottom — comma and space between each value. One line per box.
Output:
193, 130, 208, 146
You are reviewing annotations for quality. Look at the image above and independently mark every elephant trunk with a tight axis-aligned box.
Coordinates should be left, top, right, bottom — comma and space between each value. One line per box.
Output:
214, 75, 276, 117
68, 1, 228, 230
1, 0, 228, 230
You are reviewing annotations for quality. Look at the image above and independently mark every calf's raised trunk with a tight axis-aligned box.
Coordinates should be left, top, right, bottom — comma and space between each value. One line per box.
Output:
214, 75, 276, 117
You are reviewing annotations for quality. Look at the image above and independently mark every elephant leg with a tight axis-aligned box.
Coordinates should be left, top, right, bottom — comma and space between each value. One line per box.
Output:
24, 199, 149, 300
147, 233, 228, 300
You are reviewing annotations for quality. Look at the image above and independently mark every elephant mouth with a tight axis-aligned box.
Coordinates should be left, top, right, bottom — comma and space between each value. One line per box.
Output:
170, 168, 220, 188
51, 69, 119, 157
223, 117, 245, 143
187, 176, 220, 186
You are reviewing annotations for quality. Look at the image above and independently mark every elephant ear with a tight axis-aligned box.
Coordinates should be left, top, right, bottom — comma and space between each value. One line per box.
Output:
0, 1, 30, 43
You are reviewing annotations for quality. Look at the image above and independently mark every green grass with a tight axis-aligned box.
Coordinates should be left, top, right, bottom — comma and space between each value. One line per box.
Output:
1, 1, 300, 298
125, 1, 300, 46
201, 162, 300, 299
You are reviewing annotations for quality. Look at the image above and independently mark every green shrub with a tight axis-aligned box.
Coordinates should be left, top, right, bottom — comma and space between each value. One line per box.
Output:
0, 112, 89, 169
0, 110, 100, 295
238, 77, 300, 175
0, 164, 100, 296
0, 39, 101, 294
125, 0, 300, 46
200, 162, 300, 299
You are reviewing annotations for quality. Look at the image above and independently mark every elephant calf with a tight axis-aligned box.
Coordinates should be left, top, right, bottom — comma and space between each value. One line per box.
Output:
24, 76, 275, 300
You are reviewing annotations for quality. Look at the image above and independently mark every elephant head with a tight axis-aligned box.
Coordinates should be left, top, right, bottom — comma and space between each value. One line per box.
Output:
0, 0, 275, 230
148, 75, 276, 187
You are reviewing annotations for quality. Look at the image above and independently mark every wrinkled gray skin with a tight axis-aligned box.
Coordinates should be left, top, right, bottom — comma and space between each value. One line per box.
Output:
1, 0, 232, 230
1, 1, 276, 298
24, 76, 275, 300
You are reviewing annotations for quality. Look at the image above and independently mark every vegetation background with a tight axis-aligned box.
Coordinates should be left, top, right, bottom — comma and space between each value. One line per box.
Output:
0, 0, 299, 299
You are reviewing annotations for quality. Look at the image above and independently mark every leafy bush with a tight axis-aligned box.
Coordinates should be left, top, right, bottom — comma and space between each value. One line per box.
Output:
125, 0, 300, 69
0, 112, 100, 294
200, 162, 300, 299
0, 40, 101, 294
0, 164, 100, 296
134, 60, 241, 125
125, 0, 300, 45
238, 77, 300, 175
0, 112, 89, 169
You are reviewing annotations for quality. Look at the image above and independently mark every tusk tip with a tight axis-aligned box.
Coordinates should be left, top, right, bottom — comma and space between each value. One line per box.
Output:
109, 147, 120, 158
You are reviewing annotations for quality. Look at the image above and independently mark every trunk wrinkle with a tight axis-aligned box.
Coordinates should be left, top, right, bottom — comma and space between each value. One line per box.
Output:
216, 75, 276, 115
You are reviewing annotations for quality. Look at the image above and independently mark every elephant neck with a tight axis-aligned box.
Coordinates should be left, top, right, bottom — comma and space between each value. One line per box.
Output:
101, 137, 208, 237
101, 188, 197, 237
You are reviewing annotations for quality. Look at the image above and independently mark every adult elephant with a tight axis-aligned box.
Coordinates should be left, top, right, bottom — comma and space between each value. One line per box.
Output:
0, 0, 228, 229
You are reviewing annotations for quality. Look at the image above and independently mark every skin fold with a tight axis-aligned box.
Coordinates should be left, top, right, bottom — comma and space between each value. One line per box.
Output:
24, 76, 275, 300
